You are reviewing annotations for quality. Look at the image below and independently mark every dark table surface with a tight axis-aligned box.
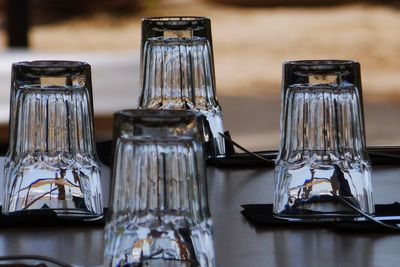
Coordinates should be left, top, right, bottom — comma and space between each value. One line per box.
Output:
0, 159, 399, 267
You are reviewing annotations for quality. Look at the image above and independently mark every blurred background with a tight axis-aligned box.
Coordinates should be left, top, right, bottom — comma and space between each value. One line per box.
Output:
0, 0, 399, 151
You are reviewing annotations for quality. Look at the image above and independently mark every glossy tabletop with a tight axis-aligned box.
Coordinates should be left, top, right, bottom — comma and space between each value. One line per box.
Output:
0, 163, 399, 267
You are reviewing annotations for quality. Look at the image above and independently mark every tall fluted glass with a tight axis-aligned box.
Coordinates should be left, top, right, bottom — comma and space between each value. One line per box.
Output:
138, 17, 226, 156
105, 109, 215, 267
274, 60, 374, 220
3, 61, 103, 218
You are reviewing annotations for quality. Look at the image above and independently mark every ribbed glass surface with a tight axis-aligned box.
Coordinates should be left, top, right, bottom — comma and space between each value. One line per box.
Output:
274, 61, 374, 219
3, 61, 103, 217
141, 37, 217, 110
139, 17, 225, 156
105, 110, 215, 267
282, 84, 364, 157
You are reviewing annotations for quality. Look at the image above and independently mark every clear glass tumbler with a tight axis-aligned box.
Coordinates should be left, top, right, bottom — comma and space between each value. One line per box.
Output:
105, 109, 215, 267
274, 60, 374, 219
3, 61, 103, 218
138, 16, 226, 156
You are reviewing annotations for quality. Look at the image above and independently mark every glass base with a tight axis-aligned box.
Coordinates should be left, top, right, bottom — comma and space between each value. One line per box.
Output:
3, 157, 103, 217
274, 159, 374, 220
140, 259, 198, 267
273, 196, 374, 222
274, 212, 367, 222
3, 207, 103, 220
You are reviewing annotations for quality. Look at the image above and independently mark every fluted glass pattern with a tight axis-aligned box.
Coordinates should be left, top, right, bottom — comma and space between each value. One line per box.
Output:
3, 61, 103, 217
138, 17, 225, 156
274, 60, 374, 219
105, 110, 215, 267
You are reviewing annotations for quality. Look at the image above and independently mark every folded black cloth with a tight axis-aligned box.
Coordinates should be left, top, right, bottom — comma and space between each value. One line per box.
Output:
241, 203, 400, 233
208, 146, 400, 168
0, 208, 106, 228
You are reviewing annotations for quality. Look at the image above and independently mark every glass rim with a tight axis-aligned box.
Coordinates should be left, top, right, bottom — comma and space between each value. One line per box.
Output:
12, 60, 91, 72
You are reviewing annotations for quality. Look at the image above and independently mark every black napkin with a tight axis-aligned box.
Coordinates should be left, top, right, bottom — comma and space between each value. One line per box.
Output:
0, 207, 106, 228
241, 203, 400, 233
208, 146, 400, 168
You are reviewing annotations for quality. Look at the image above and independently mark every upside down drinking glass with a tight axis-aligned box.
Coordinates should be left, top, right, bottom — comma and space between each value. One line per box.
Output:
105, 109, 215, 266
274, 60, 374, 219
3, 61, 103, 218
138, 16, 226, 156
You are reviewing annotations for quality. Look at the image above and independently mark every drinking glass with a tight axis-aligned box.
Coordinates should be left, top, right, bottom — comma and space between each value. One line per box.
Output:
3, 60, 103, 218
138, 16, 226, 156
105, 109, 215, 267
274, 60, 374, 219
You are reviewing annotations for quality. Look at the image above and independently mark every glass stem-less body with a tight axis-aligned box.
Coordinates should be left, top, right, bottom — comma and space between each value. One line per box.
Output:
4, 61, 103, 217
139, 17, 225, 156
105, 110, 215, 267
274, 60, 374, 219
